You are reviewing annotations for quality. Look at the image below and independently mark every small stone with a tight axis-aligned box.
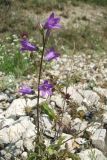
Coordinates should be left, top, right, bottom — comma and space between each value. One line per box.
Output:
0, 71, 3, 76
15, 140, 24, 150
0, 116, 36, 144
102, 112, 107, 123
14, 149, 22, 156
41, 114, 55, 138
77, 106, 87, 113
1, 150, 12, 160
64, 87, 83, 105
71, 118, 88, 134
1, 150, 7, 156
78, 148, 107, 160
23, 139, 35, 151
51, 94, 67, 109
4, 153, 12, 160
62, 113, 71, 127
91, 129, 107, 152
2, 118, 14, 128
8, 96, 15, 103
75, 138, 87, 145
104, 62, 107, 68
0, 93, 8, 102
94, 87, 107, 98
5, 98, 26, 118
90, 63, 97, 70
80, 90, 100, 108
26, 98, 37, 108
60, 133, 74, 151
86, 122, 101, 135
0, 109, 3, 114
21, 152, 28, 160
61, 113, 72, 134
0, 157, 5, 160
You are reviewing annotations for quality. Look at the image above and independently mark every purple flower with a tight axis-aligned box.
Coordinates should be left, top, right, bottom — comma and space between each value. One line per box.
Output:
20, 39, 37, 52
43, 12, 61, 30
39, 80, 53, 98
19, 85, 34, 95
44, 48, 60, 61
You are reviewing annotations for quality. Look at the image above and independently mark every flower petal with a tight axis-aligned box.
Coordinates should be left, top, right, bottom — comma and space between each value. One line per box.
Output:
43, 12, 61, 30
20, 39, 37, 52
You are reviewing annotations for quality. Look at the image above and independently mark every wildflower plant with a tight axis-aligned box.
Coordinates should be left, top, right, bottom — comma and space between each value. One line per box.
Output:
19, 12, 80, 160
20, 12, 61, 136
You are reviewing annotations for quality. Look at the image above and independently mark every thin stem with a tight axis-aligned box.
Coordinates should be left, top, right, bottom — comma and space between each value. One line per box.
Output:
36, 30, 46, 141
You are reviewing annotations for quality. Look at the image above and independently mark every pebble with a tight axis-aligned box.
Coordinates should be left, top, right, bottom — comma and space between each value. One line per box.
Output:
78, 148, 107, 160
91, 129, 107, 152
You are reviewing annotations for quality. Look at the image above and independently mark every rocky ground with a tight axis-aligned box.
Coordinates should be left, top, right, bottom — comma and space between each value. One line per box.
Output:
0, 53, 107, 159
0, 1, 107, 160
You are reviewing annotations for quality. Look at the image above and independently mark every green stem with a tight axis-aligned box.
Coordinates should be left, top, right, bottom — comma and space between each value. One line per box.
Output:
36, 30, 46, 141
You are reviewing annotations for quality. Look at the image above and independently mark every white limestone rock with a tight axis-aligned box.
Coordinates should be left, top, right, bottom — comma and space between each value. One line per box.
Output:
64, 87, 83, 105
77, 106, 87, 113
26, 98, 46, 108
41, 114, 53, 130
0, 110, 5, 129
0, 93, 8, 102
0, 116, 36, 144
26, 98, 37, 108
75, 137, 87, 145
23, 139, 35, 151
94, 87, 107, 98
51, 94, 67, 109
78, 148, 107, 160
5, 98, 26, 118
62, 112, 72, 127
91, 129, 107, 152
15, 140, 24, 151
71, 118, 88, 134
2, 118, 15, 128
86, 122, 101, 135
79, 90, 100, 108
102, 112, 107, 123
60, 133, 73, 151
1, 150, 12, 160
41, 114, 55, 138
21, 152, 28, 160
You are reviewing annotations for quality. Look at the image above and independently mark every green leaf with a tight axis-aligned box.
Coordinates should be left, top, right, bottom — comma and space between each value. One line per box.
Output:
56, 135, 65, 146
27, 152, 37, 160
41, 102, 56, 121
47, 147, 57, 156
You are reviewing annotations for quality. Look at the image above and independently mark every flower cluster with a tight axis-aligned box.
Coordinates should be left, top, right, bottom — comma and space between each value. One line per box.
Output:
20, 12, 61, 97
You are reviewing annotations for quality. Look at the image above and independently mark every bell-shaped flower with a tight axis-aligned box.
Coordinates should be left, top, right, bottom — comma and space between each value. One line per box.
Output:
20, 39, 37, 52
39, 80, 53, 98
43, 12, 61, 30
44, 48, 60, 61
19, 85, 34, 95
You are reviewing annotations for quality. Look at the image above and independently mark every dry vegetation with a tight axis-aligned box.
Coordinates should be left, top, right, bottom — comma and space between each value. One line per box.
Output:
0, 0, 107, 75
